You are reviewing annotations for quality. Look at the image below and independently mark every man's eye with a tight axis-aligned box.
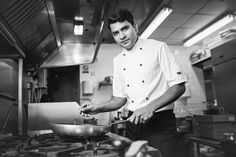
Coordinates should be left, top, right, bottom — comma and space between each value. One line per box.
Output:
113, 32, 118, 36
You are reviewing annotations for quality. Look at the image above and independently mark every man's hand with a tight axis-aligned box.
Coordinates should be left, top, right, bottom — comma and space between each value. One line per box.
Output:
129, 105, 155, 125
80, 101, 99, 117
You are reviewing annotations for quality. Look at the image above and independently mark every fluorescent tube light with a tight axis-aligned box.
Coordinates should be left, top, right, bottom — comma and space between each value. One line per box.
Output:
140, 7, 173, 39
74, 17, 83, 35
183, 14, 234, 47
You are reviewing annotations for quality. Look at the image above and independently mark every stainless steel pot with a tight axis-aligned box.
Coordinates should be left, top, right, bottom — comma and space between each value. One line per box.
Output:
50, 120, 127, 137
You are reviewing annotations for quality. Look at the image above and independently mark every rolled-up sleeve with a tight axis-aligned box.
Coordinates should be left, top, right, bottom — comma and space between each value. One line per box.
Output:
158, 42, 187, 87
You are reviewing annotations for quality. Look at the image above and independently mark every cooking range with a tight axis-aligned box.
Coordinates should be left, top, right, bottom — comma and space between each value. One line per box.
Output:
0, 132, 158, 157
0, 102, 160, 156
0, 133, 128, 157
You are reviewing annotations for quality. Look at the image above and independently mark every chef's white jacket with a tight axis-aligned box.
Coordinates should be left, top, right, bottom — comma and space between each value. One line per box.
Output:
113, 38, 187, 112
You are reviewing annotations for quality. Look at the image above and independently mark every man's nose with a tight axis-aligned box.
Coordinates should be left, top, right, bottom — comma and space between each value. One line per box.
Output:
119, 32, 126, 40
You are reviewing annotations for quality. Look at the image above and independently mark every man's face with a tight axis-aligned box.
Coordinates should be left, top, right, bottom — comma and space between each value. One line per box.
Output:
109, 20, 138, 50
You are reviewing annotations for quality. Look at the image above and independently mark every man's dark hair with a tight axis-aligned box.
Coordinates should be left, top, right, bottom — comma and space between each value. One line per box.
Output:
107, 8, 134, 31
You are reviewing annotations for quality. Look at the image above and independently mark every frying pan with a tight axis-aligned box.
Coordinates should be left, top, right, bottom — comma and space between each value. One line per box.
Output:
50, 120, 127, 137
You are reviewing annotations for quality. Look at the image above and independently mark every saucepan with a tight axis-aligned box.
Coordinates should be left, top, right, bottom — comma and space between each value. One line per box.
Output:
50, 120, 127, 137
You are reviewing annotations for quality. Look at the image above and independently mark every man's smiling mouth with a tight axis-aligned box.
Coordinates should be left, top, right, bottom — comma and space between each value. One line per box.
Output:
121, 39, 129, 44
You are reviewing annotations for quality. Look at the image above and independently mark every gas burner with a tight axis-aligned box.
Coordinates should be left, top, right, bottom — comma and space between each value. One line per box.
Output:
53, 142, 120, 157
0, 133, 132, 157
1, 150, 46, 157
67, 149, 118, 157
0, 135, 29, 153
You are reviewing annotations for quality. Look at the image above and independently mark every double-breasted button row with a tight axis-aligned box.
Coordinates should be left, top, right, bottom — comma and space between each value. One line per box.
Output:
123, 46, 146, 93
123, 64, 142, 70
126, 79, 145, 88
123, 47, 142, 56
130, 97, 149, 104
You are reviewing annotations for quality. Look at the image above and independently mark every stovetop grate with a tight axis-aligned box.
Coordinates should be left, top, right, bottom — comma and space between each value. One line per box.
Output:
0, 133, 128, 157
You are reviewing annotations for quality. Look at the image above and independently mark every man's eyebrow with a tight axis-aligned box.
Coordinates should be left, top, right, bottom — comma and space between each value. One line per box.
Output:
121, 25, 129, 30
111, 24, 130, 34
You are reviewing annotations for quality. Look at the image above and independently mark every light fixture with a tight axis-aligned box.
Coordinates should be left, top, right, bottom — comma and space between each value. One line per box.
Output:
140, 7, 173, 39
183, 14, 234, 47
74, 16, 83, 35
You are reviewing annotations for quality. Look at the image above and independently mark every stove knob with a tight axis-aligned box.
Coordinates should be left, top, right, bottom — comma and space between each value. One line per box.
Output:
112, 140, 127, 150
112, 140, 128, 156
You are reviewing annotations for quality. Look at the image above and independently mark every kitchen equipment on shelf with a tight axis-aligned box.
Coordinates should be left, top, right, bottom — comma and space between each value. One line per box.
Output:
104, 76, 113, 83
193, 114, 236, 140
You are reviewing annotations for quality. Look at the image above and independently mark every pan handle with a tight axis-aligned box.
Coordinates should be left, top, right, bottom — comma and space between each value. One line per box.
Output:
109, 119, 128, 126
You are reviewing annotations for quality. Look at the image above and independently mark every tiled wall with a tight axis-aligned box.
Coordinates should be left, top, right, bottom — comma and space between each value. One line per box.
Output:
80, 44, 122, 125
170, 45, 207, 117
80, 44, 207, 120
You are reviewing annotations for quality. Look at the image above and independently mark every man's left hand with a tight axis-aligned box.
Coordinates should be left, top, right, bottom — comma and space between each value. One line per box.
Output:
129, 105, 155, 125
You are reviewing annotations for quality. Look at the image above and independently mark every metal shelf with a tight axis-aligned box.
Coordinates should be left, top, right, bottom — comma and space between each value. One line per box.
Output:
191, 48, 212, 69
191, 56, 211, 65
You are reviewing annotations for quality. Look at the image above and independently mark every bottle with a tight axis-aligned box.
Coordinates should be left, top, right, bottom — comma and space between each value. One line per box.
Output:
213, 99, 218, 107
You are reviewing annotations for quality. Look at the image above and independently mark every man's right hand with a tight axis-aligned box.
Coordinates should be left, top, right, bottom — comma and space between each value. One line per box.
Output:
80, 101, 99, 117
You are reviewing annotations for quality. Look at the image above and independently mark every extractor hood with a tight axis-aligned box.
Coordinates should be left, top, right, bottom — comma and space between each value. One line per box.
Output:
0, 0, 166, 68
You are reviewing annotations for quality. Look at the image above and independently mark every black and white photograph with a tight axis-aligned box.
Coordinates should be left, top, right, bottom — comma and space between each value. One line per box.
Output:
0, 0, 236, 156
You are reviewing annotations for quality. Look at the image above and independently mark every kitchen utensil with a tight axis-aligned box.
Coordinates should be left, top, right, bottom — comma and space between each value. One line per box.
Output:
50, 120, 128, 137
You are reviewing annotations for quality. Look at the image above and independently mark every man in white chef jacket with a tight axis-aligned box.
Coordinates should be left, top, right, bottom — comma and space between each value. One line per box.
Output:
81, 8, 187, 157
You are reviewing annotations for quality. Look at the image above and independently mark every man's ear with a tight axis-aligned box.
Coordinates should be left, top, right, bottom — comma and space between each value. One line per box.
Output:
133, 23, 138, 33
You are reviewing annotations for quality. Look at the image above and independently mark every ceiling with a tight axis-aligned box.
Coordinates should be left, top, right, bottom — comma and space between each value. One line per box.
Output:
0, 0, 236, 68
152, 0, 236, 45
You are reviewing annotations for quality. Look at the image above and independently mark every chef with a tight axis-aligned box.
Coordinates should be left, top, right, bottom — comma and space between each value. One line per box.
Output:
81, 8, 187, 157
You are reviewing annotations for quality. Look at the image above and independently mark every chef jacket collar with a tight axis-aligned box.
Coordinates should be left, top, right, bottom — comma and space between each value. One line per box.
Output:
124, 37, 142, 53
